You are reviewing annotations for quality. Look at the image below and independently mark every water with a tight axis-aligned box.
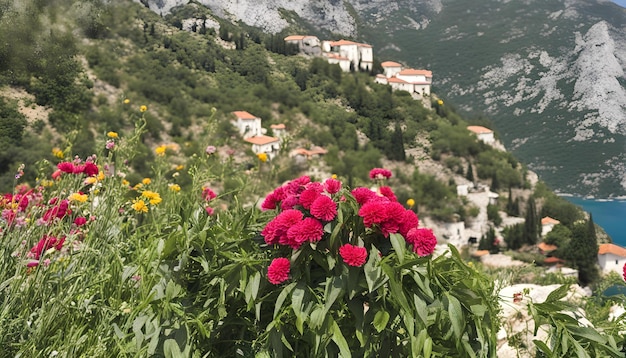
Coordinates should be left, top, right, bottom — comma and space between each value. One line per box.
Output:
565, 197, 626, 247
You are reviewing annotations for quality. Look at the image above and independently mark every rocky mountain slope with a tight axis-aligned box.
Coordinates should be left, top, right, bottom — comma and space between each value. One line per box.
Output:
143, 0, 626, 197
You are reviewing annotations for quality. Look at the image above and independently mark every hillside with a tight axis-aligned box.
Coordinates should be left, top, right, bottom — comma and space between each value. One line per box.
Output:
143, 0, 626, 197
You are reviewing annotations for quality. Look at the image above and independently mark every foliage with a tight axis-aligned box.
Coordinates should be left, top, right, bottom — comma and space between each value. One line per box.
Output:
486, 204, 502, 227
563, 220, 600, 286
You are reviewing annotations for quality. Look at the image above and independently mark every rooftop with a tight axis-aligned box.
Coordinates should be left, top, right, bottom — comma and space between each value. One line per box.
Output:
328, 39, 372, 48
537, 242, 558, 253
381, 61, 402, 68
232, 111, 258, 120
270, 123, 286, 129
244, 135, 279, 145
541, 216, 561, 225
467, 125, 493, 134
598, 243, 626, 258
398, 69, 432, 77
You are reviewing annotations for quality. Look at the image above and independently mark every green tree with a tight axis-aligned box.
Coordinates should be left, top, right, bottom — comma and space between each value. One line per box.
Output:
479, 226, 499, 254
503, 223, 524, 251
487, 204, 502, 227
523, 197, 539, 245
466, 161, 474, 183
564, 220, 600, 286
387, 124, 406, 161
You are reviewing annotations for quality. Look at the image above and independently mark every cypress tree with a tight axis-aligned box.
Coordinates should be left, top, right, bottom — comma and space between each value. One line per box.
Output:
466, 162, 474, 183
523, 197, 539, 245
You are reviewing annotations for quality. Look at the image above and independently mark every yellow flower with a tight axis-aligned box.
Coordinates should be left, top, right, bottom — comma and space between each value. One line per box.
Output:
132, 199, 148, 213
107, 131, 118, 138
142, 178, 151, 185
133, 183, 143, 190
69, 192, 88, 203
84, 177, 98, 185
168, 183, 181, 192
257, 153, 268, 163
406, 198, 415, 208
437, 99, 444, 106
123, 98, 130, 104
175, 165, 184, 171
97, 171, 105, 181
52, 147, 64, 159
122, 179, 130, 186
331, 174, 338, 179
155, 145, 167, 156
142, 190, 162, 205
140, 105, 147, 112
41, 179, 54, 187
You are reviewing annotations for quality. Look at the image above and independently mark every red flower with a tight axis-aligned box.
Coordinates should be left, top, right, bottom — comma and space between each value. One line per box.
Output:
205, 206, 214, 216
339, 244, 368, 267
310, 195, 337, 221
267, 257, 290, 284
30, 235, 66, 259
261, 192, 279, 210
369, 168, 392, 180
51, 169, 62, 179
299, 187, 322, 209
202, 187, 217, 201
287, 217, 324, 249
324, 178, 342, 194
351, 187, 377, 206
73, 216, 87, 226
379, 186, 397, 202
280, 195, 300, 211
57, 162, 75, 173
83, 162, 99, 177
262, 209, 303, 245
42, 199, 71, 222
399, 210, 419, 237
623, 263, 626, 282
285, 176, 310, 196
406, 228, 437, 257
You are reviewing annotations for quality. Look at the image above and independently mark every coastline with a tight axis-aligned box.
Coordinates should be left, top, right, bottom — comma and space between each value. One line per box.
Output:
564, 196, 626, 246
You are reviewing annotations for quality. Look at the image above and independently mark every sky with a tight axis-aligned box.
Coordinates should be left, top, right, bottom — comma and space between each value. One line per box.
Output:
613, 0, 626, 7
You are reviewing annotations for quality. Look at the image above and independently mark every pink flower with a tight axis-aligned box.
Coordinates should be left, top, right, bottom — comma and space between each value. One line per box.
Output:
310, 195, 337, 221
262, 209, 304, 245
205, 206, 214, 215
106, 140, 115, 150
57, 162, 75, 173
623, 263, 626, 282
287, 218, 324, 249
358, 201, 406, 237
324, 178, 342, 194
406, 228, 437, 257
42, 199, 71, 222
83, 162, 99, 177
205, 145, 217, 155
261, 192, 279, 211
399, 210, 419, 237
351, 187, 377, 206
73, 216, 87, 226
267, 257, 290, 284
379, 186, 397, 202
285, 176, 310, 196
30, 235, 66, 259
369, 168, 392, 180
339, 244, 368, 267
280, 195, 300, 211
51, 169, 62, 179
299, 186, 322, 209
202, 187, 217, 201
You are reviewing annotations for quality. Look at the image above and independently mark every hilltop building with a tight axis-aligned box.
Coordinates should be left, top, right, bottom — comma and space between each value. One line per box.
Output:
467, 126, 495, 145
375, 61, 432, 97
244, 135, 281, 160
283, 35, 321, 56
232, 111, 281, 159
540, 216, 560, 237
232, 111, 262, 139
322, 39, 373, 72
598, 243, 626, 275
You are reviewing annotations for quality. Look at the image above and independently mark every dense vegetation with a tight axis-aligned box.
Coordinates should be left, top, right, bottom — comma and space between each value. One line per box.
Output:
1, 0, 625, 356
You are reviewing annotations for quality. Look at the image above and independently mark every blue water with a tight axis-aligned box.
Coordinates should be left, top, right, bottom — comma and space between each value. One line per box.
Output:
565, 197, 626, 247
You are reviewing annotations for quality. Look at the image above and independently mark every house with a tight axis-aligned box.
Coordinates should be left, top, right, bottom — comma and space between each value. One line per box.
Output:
323, 53, 351, 72
232, 111, 262, 139
322, 39, 373, 71
270, 124, 286, 138
598, 243, 626, 274
284, 35, 321, 55
290, 147, 327, 159
244, 135, 281, 160
456, 184, 469, 197
395, 69, 433, 96
467, 126, 495, 144
381, 61, 403, 78
540, 216, 561, 237
537, 242, 558, 255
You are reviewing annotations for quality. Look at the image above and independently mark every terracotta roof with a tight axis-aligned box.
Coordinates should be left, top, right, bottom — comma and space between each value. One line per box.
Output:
244, 135, 279, 145
232, 111, 258, 120
284, 35, 305, 41
387, 77, 408, 84
544, 257, 564, 264
471, 250, 490, 257
324, 53, 350, 61
541, 217, 561, 225
467, 125, 493, 134
398, 69, 432, 77
270, 124, 286, 129
598, 243, 626, 258
292, 147, 327, 157
381, 61, 402, 67
328, 39, 372, 48
538, 242, 558, 253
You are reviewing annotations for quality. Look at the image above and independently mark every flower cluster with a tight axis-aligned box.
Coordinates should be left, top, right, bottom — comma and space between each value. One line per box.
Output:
53, 157, 99, 179
260, 172, 437, 285
202, 186, 218, 215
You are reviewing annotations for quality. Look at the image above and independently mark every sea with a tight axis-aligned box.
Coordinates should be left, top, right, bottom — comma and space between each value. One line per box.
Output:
565, 197, 626, 247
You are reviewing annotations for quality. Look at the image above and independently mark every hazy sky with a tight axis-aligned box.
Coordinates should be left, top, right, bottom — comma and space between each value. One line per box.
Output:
614, 0, 626, 7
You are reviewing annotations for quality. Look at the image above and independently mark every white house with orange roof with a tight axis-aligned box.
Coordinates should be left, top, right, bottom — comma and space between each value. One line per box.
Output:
322, 39, 373, 71
598, 243, 626, 274
324, 53, 351, 72
381, 61, 403, 78
540, 216, 561, 237
467, 126, 495, 145
270, 123, 286, 138
395, 69, 432, 95
232, 111, 262, 139
245, 135, 281, 159
284, 35, 321, 55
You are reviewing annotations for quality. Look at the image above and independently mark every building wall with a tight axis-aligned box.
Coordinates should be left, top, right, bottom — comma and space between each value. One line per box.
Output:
383, 67, 402, 78
598, 253, 626, 274
234, 118, 262, 138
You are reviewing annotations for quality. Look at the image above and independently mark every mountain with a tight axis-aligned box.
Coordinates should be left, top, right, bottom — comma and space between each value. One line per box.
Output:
144, 0, 626, 197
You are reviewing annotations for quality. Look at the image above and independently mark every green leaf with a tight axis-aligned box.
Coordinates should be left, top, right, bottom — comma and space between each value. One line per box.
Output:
291, 285, 306, 335
364, 247, 387, 292
163, 339, 183, 358
373, 310, 390, 333
244, 271, 261, 305
324, 276, 343, 314
423, 337, 432, 358
566, 325, 607, 344
533, 340, 553, 356
331, 319, 351, 358
310, 305, 326, 329
389, 233, 405, 264
545, 284, 569, 303
446, 293, 464, 340
274, 282, 297, 319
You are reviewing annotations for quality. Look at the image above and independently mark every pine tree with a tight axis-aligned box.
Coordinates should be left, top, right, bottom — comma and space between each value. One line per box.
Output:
564, 220, 599, 286
388, 124, 406, 161
523, 197, 539, 245
466, 162, 474, 183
